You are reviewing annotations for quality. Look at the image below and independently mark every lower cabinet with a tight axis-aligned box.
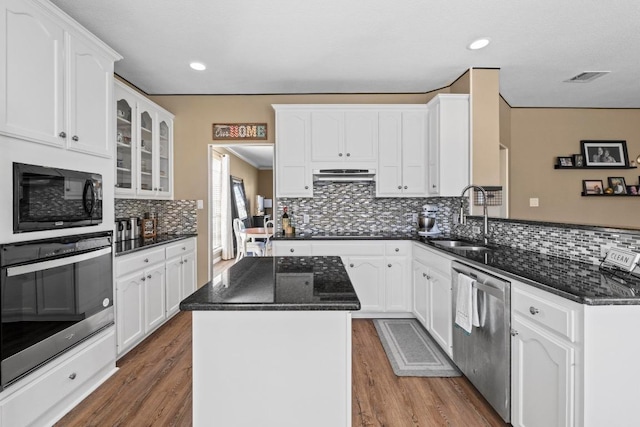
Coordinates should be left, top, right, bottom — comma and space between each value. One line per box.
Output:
511, 316, 575, 427
344, 256, 385, 312
115, 237, 197, 357
0, 328, 116, 427
412, 244, 454, 356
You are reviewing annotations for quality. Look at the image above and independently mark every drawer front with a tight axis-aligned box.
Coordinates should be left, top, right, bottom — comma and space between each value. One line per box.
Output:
166, 238, 196, 259
513, 284, 577, 342
385, 242, 410, 257
413, 243, 452, 275
1, 330, 115, 427
272, 241, 312, 256
312, 241, 384, 257
116, 247, 165, 277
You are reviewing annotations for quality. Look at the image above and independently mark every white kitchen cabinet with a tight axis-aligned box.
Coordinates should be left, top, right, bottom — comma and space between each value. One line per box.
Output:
310, 110, 378, 165
0, 328, 116, 427
115, 237, 197, 357
273, 107, 313, 197
115, 80, 174, 199
511, 316, 575, 427
377, 109, 428, 197
426, 94, 469, 196
384, 243, 411, 312
272, 241, 312, 256
345, 256, 386, 312
412, 243, 454, 356
165, 239, 197, 317
0, 0, 120, 157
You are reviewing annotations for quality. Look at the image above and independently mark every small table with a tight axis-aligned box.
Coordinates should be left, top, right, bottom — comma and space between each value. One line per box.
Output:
244, 227, 273, 241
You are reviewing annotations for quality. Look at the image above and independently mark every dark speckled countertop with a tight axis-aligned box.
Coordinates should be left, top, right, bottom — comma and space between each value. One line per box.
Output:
273, 232, 640, 305
419, 237, 640, 305
114, 233, 197, 256
180, 256, 361, 311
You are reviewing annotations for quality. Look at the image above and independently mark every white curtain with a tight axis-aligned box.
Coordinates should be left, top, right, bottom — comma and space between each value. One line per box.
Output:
220, 155, 234, 260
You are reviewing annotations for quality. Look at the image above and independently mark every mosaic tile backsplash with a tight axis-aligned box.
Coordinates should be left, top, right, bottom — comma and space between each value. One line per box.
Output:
277, 181, 640, 266
115, 199, 197, 236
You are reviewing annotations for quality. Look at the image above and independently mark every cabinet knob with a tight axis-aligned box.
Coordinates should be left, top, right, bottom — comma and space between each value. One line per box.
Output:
397, 186, 402, 189
404, 186, 408, 189
59, 131, 67, 138
183, 259, 187, 263
529, 306, 540, 315
346, 153, 351, 157
510, 329, 519, 336
423, 272, 427, 277
141, 277, 146, 281
339, 153, 343, 157
305, 186, 309, 189
182, 247, 186, 250
350, 263, 354, 268
432, 184, 436, 188
69, 373, 77, 380
147, 274, 152, 279
72, 135, 79, 141
180, 261, 184, 265
395, 248, 399, 252
290, 248, 295, 253
388, 263, 392, 268
144, 258, 149, 263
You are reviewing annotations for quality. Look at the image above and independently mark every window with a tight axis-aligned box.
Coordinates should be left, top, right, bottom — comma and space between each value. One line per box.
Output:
231, 177, 248, 220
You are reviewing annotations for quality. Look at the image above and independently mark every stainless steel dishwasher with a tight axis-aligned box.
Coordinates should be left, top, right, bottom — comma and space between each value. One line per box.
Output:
451, 261, 511, 423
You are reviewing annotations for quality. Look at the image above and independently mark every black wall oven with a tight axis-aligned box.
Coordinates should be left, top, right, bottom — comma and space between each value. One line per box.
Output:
13, 162, 103, 233
0, 232, 113, 389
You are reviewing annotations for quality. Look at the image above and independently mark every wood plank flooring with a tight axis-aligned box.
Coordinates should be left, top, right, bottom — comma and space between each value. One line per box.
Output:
58, 312, 507, 426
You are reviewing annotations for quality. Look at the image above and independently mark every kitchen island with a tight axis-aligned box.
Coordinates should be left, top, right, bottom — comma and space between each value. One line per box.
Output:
180, 256, 360, 427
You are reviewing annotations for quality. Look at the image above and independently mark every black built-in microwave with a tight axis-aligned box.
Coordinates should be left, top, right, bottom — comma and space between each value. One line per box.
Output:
13, 162, 103, 232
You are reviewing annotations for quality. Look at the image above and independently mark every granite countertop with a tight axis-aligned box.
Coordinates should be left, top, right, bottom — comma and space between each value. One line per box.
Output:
180, 256, 361, 311
114, 233, 197, 256
419, 237, 640, 306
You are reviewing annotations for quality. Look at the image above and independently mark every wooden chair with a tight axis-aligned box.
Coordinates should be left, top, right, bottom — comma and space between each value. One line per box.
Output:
233, 218, 265, 260
263, 219, 275, 255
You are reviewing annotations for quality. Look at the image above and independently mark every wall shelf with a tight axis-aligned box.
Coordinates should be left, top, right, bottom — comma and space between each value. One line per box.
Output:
555, 165, 637, 170
581, 193, 640, 197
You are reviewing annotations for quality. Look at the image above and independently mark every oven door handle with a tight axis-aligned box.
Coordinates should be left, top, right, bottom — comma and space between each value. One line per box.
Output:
6, 247, 112, 277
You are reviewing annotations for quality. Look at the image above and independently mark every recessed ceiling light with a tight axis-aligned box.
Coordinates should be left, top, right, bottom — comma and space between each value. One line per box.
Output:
468, 38, 491, 50
190, 62, 206, 71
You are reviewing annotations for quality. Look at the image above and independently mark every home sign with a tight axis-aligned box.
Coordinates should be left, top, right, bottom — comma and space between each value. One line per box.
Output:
212, 123, 267, 140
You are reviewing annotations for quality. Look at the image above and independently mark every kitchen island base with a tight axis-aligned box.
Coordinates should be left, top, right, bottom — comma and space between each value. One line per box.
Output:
192, 310, 352, 427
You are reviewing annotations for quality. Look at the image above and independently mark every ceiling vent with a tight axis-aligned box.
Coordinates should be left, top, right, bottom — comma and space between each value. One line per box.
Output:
564, 71, 610, 83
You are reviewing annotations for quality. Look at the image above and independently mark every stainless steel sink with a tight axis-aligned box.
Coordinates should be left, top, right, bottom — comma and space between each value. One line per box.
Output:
432, 240, 493, 251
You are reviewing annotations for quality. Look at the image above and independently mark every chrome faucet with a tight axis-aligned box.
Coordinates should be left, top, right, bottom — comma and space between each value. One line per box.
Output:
459, 185, 489, 246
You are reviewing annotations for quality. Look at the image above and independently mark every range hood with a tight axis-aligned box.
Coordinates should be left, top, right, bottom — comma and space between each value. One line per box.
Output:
312, 169, 376, 182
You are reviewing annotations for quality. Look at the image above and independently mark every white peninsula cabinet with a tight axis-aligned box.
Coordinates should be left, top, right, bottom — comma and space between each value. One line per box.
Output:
426, 94, 470, 196
115, 80, 174, 199
0, 0, 121, 157
115, 237, 197, 357
412, 243, 454, 356
511, 279, 640, 427
376, 108, 429, 197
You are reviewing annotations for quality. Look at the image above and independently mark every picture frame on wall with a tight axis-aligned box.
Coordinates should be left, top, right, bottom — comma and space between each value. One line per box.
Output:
557, 156, 573, 167
573, 154, 584, 167
581, 140, 629, 167
583, 179, 604, 195
608, 177, 627, 194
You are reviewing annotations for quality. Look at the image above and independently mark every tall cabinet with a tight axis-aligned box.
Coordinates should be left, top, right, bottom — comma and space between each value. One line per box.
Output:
115, 80, 174, 199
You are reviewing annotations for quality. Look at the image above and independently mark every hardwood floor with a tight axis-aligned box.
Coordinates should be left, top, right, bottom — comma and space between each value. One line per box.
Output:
58, 314, 507, 427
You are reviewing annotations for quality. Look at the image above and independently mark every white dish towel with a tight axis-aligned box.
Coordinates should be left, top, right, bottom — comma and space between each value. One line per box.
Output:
455, 274, 480, 334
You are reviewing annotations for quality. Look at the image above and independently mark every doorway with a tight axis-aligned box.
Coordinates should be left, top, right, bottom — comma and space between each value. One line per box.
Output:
207, 143, 274, 281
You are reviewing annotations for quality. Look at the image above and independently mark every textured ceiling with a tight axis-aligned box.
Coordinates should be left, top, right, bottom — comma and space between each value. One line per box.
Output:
51, 0, 640, 108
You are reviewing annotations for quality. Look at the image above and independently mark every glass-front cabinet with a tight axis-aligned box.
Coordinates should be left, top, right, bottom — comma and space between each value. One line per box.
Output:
114, 80, 174, 199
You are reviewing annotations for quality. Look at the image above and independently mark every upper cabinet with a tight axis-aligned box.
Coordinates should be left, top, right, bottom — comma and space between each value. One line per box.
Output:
0, 0, 121, 157
426, 94, 470, 196
273, 107, 313, 198
115, 80, 174, 199
310, 110, 378, 166
376, 108, 428, 197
